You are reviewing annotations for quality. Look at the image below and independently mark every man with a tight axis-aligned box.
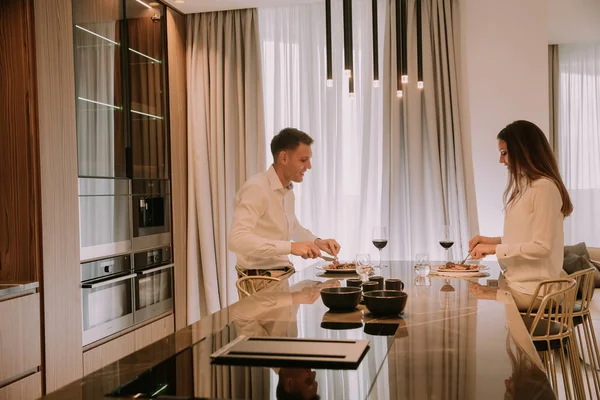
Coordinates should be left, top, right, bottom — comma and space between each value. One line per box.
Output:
228, 127, 340, 281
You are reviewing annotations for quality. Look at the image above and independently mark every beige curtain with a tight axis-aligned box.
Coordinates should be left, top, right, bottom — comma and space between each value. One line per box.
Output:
186, 9, 266, 322
548, 44, 559, 155
382, 0, 472, 260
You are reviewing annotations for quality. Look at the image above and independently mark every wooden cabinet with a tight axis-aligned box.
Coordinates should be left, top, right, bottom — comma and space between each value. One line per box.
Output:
0, 0, 41, 283
0, 293, 41, 384
0, 372, 41, 400
83, 313, 174, 375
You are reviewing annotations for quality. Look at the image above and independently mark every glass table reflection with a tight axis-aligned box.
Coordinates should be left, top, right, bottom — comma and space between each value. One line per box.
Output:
103, 261, 554, 400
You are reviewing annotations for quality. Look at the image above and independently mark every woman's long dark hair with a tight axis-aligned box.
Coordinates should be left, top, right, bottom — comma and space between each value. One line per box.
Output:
497, 120, 573, 217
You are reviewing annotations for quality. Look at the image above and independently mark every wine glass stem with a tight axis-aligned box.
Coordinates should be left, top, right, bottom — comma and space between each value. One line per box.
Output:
378, 249, 382, 267
446, 249, 450, 263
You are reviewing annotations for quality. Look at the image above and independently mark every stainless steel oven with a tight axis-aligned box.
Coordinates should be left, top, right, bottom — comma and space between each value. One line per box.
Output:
132, 179, 171, 251
133, 246, 173, 324
79, 177, 132, 261
81, 254, 135, 346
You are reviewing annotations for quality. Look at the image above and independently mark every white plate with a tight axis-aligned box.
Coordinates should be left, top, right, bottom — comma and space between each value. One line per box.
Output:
432, 270, 490, 278
316, 264, 358, 274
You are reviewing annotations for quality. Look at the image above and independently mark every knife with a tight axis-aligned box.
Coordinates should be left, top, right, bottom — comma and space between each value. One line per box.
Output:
321, 255, 338, 262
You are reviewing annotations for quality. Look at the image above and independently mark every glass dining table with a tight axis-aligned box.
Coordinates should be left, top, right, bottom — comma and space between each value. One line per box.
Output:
41, 260, 555, 400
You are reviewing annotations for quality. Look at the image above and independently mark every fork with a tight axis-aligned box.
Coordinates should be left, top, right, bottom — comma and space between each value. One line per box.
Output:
321, 255, 338, 262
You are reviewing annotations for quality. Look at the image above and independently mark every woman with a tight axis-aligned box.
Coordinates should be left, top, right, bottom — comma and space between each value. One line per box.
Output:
469, 120, 573, 311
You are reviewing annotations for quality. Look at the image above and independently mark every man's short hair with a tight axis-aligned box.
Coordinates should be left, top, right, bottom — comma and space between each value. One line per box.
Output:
270, 128, 314, 160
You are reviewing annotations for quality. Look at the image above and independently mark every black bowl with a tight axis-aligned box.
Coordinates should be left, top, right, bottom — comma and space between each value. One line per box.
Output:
320, 321, 363, 330
363, 290, 408, 316
320, 287, 362, 312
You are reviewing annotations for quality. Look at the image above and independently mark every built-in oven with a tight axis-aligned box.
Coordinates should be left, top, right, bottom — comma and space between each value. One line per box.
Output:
132, 179, 171, 251
81, 254, 135, 346
79, 177, 132, 261
133, 246, 174, 324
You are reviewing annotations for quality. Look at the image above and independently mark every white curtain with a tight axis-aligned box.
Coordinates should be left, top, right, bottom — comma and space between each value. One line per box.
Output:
558, 42, 600, 248
186, 9, 266, 322
259, 0, 470, 266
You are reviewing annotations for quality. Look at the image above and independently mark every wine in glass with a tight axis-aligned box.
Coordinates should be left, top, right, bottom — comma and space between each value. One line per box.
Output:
372, 226, 388, 268
355, 254, 372, 282
439, 224, 454, 263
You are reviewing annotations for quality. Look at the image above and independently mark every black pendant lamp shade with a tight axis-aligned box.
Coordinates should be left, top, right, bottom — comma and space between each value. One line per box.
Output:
395, 0, 402, 97
416, 0, 423, 88
372, 0, 379, 87
326, 0, 333, 87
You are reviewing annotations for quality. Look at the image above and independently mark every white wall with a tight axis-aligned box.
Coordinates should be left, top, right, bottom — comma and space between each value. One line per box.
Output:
548, 0, 600, 44
459, 0, 549, 238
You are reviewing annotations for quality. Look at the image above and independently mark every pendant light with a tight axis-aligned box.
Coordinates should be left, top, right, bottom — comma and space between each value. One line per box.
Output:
372, 0, 379, 88
343, 0, 354, 80
326, 0, 333, 87
417, 0, 423, 89
395, 0, 402, 97
401, 0, 408, 84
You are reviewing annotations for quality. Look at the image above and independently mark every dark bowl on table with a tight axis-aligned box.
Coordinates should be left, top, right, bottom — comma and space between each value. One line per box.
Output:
363, 290, 408, 316
320, 287, 362, 312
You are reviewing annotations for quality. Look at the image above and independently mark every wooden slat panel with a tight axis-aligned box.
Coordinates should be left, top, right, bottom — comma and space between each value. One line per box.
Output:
34, 0, 83, 392
0, 372, 41, 400
0, 0, 41, 282
0, 294, 41, 383
166, 7, 188, 331
83, 332, 136, 376
134, 313, 174, 350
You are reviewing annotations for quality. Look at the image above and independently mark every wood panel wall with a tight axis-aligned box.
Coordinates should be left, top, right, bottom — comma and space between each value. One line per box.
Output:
0, 372, 41, 400
34, 0, 83, 392
0, 293, 41, 384
166, 7, 188, 331
0, 0, 42, 282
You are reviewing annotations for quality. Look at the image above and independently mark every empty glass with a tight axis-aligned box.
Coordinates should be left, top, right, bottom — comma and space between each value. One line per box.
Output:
414, 252, 431, 276
355, 254, 372, 282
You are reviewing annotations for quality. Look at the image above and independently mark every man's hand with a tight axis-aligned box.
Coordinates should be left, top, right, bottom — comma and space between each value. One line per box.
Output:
314, 238, 341, 256
291, 241, 321, 259
470, 244, 497, 259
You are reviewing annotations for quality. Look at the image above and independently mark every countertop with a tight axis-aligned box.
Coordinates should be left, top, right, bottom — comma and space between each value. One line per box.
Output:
40, 261, 555, 400
0, 281, 39, 300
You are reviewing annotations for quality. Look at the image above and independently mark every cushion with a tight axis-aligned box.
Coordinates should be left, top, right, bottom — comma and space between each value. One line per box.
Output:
564, 242, 600, 289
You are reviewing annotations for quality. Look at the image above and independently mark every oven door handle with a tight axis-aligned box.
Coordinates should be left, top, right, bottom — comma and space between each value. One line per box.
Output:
138, 263, 175, 275
81, 273, 137, 289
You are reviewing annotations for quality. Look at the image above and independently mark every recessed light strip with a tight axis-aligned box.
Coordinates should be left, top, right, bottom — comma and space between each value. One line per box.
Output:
75, 25, 119, 45
129, 48, 162, 64
135, 0, 152, 9
78, 97, 122, 110
131, 109, 163, 120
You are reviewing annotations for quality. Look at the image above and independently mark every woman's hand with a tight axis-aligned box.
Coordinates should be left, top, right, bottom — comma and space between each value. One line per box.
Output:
470, 243, 497, 259
468, 235, 501, 251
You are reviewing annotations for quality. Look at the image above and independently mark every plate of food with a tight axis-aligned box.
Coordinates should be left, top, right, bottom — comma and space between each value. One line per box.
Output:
436, 262, 481, 273
316, 261, 359, 274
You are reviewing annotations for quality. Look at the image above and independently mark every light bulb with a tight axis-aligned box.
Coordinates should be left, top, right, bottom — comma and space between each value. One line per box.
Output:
344, 69, 352, 78
372, 80, 380, 88
417, 81, 424, 89
349, 92, 355, 99
397, 90, 403, 98
401, 75, 408, 84
326, 79, 334, 87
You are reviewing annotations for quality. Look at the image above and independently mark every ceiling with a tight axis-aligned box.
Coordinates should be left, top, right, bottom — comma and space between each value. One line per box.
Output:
164, 0, 322, 14
165, 0, 600, 45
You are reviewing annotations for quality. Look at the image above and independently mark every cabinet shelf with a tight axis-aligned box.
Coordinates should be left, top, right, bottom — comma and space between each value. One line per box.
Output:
75, 25, 119, 46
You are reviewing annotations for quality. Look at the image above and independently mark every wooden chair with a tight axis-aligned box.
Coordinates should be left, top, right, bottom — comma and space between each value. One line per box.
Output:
236, 276, 280, 300
568, 267, 600, 398
521, 278, 585, 400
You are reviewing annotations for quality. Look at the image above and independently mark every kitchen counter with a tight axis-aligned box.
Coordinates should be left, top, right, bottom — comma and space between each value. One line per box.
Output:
39, 261, 554, 400
0, 281, 39, 300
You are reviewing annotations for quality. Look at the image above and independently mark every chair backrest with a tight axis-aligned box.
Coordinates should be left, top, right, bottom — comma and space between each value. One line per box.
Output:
567, 267, 596, 313
236, 276, 280, 299
525, 278, 577, 340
